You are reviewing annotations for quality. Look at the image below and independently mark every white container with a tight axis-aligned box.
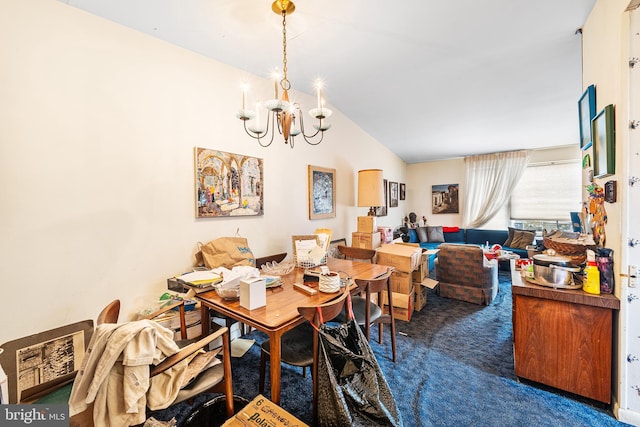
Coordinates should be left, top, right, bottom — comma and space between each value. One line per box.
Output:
240, 277, 266, 310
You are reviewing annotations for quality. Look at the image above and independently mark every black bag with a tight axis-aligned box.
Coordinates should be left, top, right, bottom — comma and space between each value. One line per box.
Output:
316, 297, 403, 426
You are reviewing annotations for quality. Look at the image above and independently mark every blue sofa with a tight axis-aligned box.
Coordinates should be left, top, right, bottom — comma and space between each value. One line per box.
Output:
407, 227, 530, 271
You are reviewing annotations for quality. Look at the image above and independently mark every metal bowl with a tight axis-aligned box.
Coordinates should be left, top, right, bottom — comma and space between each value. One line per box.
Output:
532, 254, 581, 287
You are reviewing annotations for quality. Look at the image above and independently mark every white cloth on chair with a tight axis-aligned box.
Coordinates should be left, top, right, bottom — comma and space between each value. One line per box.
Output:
69, 320, 188, 427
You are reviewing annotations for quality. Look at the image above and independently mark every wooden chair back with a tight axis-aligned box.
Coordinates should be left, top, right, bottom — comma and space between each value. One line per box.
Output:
353, 268, 397, 362
97, 300, 120, 325
337, 245, 376, 262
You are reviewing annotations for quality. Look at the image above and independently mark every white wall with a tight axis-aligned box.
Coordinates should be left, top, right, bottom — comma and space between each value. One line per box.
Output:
405, 146, 580, 228
406, 158, 465, 226
0, 0, 406, 343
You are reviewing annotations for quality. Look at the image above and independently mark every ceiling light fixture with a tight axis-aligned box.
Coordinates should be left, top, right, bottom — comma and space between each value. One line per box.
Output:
237, 0, 331, 148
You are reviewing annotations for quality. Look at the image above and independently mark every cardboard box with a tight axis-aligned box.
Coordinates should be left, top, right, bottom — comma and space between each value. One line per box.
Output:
357, 215, 376, 233
376, 243, 422, 273
390, 270, 412, 294
414, 283, 428, 311
382, 287, 415, 322
352, 231, 381, 249
222, 394, 309, 427
414, 278, 439, 312
412, 252, 430, 283
240, 277, 266, 310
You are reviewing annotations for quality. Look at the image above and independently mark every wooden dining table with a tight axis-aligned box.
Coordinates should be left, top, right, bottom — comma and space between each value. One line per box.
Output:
195, 257, 391, 404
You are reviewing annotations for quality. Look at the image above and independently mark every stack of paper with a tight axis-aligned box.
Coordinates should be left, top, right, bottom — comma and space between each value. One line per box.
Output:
176, 270, 222, 288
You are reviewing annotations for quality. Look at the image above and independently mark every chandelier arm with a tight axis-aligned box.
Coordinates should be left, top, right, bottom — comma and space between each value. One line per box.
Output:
301, 132, 324, 146
242, 116, 276, 147
295, 112, 325, 145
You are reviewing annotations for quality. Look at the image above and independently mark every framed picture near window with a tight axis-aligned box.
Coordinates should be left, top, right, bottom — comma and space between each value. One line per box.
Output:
389, 181, 399, 207
578, 85, 596, 150
399, 183, 406, 200
374, 179, 388, 217
592, 104, 615, 178
432, 184, 459, 214
308, 165, 336, 219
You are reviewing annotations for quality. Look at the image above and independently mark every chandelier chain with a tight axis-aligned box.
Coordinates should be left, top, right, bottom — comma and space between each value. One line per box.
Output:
281, 11, 290, 90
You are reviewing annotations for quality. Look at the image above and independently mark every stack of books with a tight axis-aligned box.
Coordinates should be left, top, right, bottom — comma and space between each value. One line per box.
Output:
175, 270, 223, 293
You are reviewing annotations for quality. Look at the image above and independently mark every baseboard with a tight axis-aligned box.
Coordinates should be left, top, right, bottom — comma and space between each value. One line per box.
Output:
616, 406, 640, 426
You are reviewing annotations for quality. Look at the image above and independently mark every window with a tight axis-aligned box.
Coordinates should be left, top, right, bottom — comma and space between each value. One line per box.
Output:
509, 161, 581, 233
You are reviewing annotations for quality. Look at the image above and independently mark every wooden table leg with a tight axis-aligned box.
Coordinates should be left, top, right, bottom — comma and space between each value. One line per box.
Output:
269, 330, 282, 404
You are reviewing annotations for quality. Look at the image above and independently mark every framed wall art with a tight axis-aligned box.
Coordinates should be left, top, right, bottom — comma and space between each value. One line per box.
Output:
389, 181, 399, 207
308, 165, 336, 219
578, 85, 596, 150
432, 184, 459, 214
592, 104, 615, 178
399, 183, 406, 200
374, 179, 388, 217
195, 147, 264, 218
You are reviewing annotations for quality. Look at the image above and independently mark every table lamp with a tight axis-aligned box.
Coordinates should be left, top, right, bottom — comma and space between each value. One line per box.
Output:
357, 169, 384, 216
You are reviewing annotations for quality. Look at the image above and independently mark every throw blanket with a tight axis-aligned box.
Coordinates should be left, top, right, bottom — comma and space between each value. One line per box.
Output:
69, 320, 189, 427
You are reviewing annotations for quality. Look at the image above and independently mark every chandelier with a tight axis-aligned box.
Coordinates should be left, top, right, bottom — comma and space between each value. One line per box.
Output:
237, 0, 331, 148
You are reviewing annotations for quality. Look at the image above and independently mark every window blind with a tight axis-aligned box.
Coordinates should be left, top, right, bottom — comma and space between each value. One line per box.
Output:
510, 161, 581, 221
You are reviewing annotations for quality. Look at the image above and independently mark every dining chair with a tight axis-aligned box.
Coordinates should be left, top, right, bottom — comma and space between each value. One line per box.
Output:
96, 299, 121, 325
70, 299, 234, 426
337, 245, 376, 263
258, 286, 351, 421
337, 268, 397, 362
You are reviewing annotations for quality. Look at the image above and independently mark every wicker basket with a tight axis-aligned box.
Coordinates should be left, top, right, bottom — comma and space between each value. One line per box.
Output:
543, 237, 593, 256
294, 253, 327, 268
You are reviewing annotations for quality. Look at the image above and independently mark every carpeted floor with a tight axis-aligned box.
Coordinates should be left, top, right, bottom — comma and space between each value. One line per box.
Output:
154, 271, 630, 426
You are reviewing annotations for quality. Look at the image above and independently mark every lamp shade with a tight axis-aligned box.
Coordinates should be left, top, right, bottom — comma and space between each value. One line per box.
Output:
357, 169, 385, 207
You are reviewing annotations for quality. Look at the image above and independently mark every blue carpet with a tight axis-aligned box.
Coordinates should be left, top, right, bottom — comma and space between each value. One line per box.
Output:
153, 271, 629, 426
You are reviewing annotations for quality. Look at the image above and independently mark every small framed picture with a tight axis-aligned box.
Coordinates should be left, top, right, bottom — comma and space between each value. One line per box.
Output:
399, 183, 406, 200
308, 165, 336, 219
389, 182, 399, 207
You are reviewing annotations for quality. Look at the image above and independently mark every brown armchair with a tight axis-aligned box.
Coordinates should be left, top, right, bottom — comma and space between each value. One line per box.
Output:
435, 243, 498, 305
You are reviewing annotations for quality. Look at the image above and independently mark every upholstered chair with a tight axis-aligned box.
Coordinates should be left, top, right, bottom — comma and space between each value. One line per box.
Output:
435, 243, 499, 305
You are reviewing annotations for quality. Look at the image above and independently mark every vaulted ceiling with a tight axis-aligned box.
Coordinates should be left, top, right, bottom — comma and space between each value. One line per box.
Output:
59, 0, 596, 163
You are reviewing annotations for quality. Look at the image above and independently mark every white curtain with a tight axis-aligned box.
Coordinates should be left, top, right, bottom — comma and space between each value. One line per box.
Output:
462, 150, 531, 228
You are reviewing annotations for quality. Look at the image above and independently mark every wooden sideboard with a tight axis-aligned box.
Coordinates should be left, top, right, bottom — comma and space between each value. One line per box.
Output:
511, 266, 619, 403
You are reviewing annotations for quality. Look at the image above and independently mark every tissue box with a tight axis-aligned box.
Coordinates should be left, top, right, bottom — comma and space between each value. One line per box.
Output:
240, 277, 266, 310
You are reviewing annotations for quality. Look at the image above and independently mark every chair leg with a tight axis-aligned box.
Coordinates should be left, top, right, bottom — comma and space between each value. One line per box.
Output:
390, 320, 397, 363
378, 323, 384, 344
259, 349, 267, 394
